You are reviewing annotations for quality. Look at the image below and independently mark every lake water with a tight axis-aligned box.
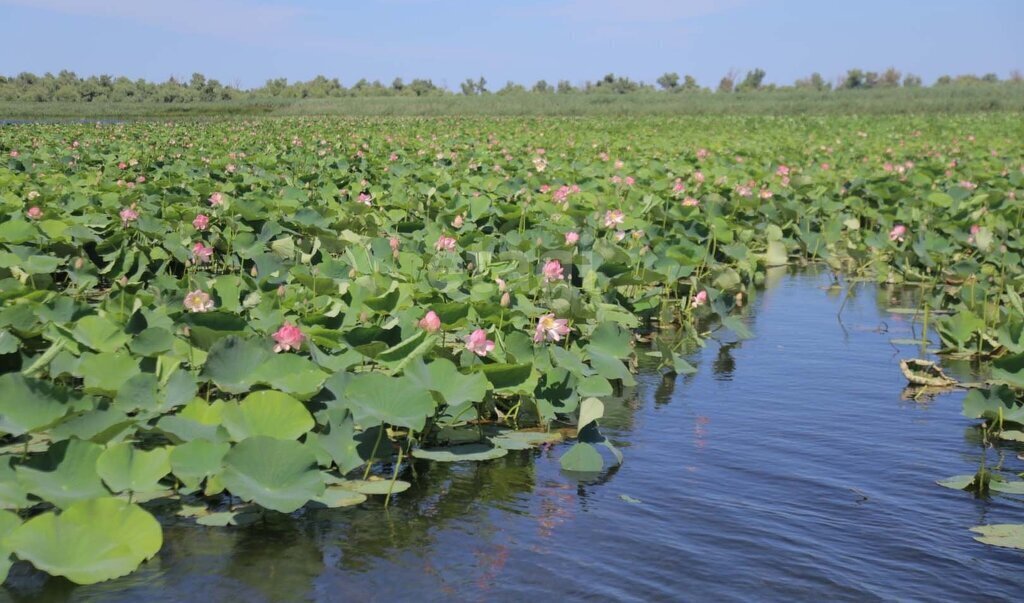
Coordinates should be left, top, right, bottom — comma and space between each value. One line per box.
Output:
4, 269, 1022, 602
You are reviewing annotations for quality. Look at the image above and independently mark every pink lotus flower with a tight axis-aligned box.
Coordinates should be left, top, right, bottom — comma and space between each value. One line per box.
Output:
542, 259, 564, 283
959, 180, 977, 190
389, 236, 400, 253
682, 197, 699, 207
539, 184, 551, 194
694, 170, 705, 184
452, 214, 464, 229
533, 313, 571, 343
614, 159, 624, 169
226, 164, 237, 173
565, 231, 580, 246
119, 205, 139, 226
389, 152, 398, 161
820, 163, 830, 170
465, 329, 495, 357
673, 178, 685, 193
692, 290, 708, 308
624, 176, 635, 186
968, 224, 980, 244
776, 165, 790, 176
696, 148, 709, 160
117, 161, 128, 170
889, 224, 907, 242
434, 235, 457, 252
193, 214, 209, 231
614, 230, 627, 242
272, 322, 304, 353
183, 289, 214, 313
357, 192, 372, 206
418, 310, 441, 333
9, 150, 18, 158
26, 206, 43, 220
208, 192, 224, 206
604, 209, 625, 228
759, 189, 773, 199
191, 241, 214, 263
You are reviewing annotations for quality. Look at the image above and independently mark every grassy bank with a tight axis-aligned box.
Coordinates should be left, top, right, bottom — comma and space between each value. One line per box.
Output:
2, 85, 1023, 119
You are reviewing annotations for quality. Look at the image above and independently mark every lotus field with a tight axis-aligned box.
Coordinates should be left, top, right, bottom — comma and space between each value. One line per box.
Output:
0, 114, 1023, 583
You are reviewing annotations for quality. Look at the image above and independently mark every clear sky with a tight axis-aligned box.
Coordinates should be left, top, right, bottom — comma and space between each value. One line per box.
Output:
1, 0, 1020, 89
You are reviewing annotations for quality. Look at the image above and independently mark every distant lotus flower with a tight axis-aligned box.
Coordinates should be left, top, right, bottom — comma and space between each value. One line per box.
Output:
27, 190, 39, 200
191, 241, 214, 263
389, 236, 400, 253
776, 165, 790, 176
208, 192, 224, 206
959, 180, 977, 190
539, 184, 551, 194
118, 161, 128, 170
883, 162, 894, 172
183, 289, 214, 313
418, 310, 441, 333
496, 278, 507, 292
673, 178, 685, 193
119, 205, 139, 226
389, 152, 398, 161
533, 313, 571, 343
968, 224, 980, 244
780, 176, 790, 187
614, 159, 624, 169
358, 192, 372, 206
465, 328, 495, 357
226, 164, 236, 173
565, 231, 580, 246
611, 175, 622, 184
193, 214, 209, 231
694, 170, 705, 183
27, 206, 42, 219
759, 188, 773, 199
9, 150, 18, 158
682, 197, 699, 207
542, 259, 564, 283
624, 176, 635, 186
632, 230, 645, 240
692, 290, 708, 308
614, 230, 626, 242
136, 175, 146, 183
889, 224, 907, 242
500, 291, 511, 307
604, 209, 625, 228
452, 214, 464, 228
820, 163, 830, 170
272, 322, 304, 353
696, 149, 709, 160
434, 235, 457, 252
533, 157, 547, 172
736, 185, 753, 198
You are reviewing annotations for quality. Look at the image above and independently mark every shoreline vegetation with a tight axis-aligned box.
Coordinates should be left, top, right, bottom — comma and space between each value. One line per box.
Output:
2, 85, 1024, 119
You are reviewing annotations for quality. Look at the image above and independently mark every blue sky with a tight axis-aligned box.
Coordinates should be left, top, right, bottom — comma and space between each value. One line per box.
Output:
1, 0, 1020, 89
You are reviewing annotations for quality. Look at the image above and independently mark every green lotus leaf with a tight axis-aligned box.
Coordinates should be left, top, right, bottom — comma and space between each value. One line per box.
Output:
222, 390, 314, 441
169, 439, 231, 488
79, 352, 141, 396
96, 443, 172, 493
404, 357, 490, 407
220, 436, 325, 513
991, 352, 1024, 388
475, 362, 534, 391
341, 373, 436, 431
577, 397, 604, 431
201, 335, 271, 394
16, 438, 110, 508
0, 373, 73, 436
5, 497, 162, 585
0, 509, 21, 582
129, 327, 175, 356
412, 444, 508, 462
559, 442, 604, 473
251, 353, 327, 398
72, 315, 129, 352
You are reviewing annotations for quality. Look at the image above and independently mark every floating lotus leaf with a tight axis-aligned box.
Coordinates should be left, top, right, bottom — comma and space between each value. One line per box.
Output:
4, 497, 162, 585
412, 444, 508, 462
129, 327, 175, 356
311, 486, 367, 508
341, 479, 411, 495
251, 354, 327, 398
405, 357, 490, 407
200, 336, 271, 394
71, 315, 129, 352
79, 352, 141, 396
970, 524, 1024, 550
220, 436, 325, 513
222, 390, 314, 441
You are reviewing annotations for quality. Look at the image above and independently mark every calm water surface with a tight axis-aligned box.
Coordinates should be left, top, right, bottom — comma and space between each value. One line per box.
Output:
5, 270, 1022, 602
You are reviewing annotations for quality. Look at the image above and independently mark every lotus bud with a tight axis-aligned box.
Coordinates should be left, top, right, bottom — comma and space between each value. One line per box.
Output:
500, 292, 511, 307
277, 285, 286, 297
467, 262, 475, 272
74, 257, 85, 270
118, 276, 128, 287
250, 265, 258, 277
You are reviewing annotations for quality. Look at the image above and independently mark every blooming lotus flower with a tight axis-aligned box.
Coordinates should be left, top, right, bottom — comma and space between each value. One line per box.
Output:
696, 148, 709, 160
889, 224, 907, 242
434, 235, 457, 252
692, 290, 708, 308
542, 259, 564, 283
389, 236, 400, 253
26, 206, 42, 220
694, 170, 705, 183
226, 164, 236, 173
27, 190, 39, 200
193, 214, 209, 231
614, 159, 624, 169
9, 150, 18, 158
968, 224, 980, 244
682, 197, 699, 207
272, 322, 304, 353
465, 329, 495, 357
673, 178, 685, 193
759, 189, 773, 199
389, 152, 398, 161
452, 214, 464, 229
191, 241, 214, 263
565, 231, 580, 246
533, 157, 547, 172
533, 313, 570, 343
959, 180, 977, 190
776, 165, 790, 176
118, 161, 128, 170
614, 230, 627, 242
604, 209, 625, 228
208, 192, 224, 206
183, 289, 214, 313
119, 205, 139, 226
358, 192, 372, 206
624, 176, 635, 186
418, 310, 441, 333
539, 184, 551, 194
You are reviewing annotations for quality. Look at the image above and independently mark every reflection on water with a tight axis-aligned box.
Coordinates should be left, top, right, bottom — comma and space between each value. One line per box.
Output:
5, 268, 1023, 602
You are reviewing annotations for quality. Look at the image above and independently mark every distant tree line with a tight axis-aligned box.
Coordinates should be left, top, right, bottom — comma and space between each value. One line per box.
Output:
1, 68, 1020, 103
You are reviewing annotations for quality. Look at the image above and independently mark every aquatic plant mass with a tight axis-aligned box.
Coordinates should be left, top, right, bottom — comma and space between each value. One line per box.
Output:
0, 114, 1022, 584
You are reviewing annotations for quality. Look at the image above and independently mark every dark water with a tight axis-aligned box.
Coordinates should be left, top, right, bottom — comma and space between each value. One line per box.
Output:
5, 270, 1023, 602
